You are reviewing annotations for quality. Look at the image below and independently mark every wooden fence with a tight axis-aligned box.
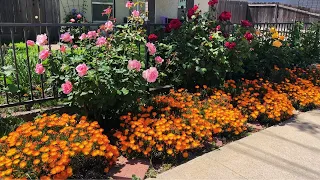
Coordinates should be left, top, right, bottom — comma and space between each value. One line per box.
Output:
0, 0, 60, 41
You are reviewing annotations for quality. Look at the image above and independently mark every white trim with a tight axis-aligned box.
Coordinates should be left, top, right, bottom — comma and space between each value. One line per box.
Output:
248, 4, 277, 7
92, 2, 113, 5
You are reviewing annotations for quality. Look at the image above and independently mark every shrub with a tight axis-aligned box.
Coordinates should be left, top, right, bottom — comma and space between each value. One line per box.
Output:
42, 2, 159, 121
0, 114, 119, 179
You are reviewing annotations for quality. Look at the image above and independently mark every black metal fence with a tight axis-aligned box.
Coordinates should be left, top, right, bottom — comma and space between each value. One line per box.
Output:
0, 22, 314, 108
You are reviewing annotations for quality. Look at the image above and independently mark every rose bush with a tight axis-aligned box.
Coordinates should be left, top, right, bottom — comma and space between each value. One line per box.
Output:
33, 2, 160, 123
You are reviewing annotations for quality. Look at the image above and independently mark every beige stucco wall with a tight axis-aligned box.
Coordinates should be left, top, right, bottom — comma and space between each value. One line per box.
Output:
194, 0, 210, 14
155, 0, 179, 23
115, 0, 129, 23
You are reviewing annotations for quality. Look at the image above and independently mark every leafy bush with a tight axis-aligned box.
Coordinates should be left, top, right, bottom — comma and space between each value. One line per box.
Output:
0, 114, 119, 179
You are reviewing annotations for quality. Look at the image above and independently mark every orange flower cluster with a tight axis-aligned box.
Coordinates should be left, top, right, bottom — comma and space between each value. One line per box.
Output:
276, 78, 320, 110
227, 79, 294, 122
114, 88, 247, 159
0, 114, 119, 179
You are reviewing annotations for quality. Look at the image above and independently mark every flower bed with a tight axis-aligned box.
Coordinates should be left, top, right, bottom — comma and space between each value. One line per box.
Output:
0, 114, 119, 179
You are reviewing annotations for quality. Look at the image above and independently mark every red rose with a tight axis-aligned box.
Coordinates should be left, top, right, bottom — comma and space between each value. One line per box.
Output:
188, 8, 195, 19
188, 5, 199, 19
225, 42, 236, 49
208, 0, 218, 6
169, 19, 182, 30
164, 25, 172, 33
148, 34, 158, 41
244, 32, 254, 41
219, 11, 232, 21
241, 20, 252, 27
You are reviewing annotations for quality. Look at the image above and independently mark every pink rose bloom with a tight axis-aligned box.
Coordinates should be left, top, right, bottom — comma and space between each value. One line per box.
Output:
96, 37, 107, 47
155, 56, 164, 64
87, 31, 97, 39
73, 45, 78, 49
146, 42, 156, 56
35, 63, 45, 75
70, 18, 75, 23
60, 32, 73, 43
132, 10, 140, 17
79, 33, 87, 40
126, 1, 134, 8
61, 81, 73, 94
76, 63, 89, 77
60, 45, 67, 53
105, 21, 114, 31
36, 34, 48, 46
127, 60, 141, 71
142, 67, 158, 83
39, 49, 51, 60
27, 40, 35, 47
77, 14, 82, 19
102, 7, 112, 16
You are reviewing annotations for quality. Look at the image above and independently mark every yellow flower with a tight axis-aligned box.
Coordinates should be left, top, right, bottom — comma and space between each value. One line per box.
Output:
273, 40, 282, 48
270, 27, 277, 33
279, 35, 285, 41
255, 30, 261, 36
6, 148, 17, 157
272, 32, 279, 39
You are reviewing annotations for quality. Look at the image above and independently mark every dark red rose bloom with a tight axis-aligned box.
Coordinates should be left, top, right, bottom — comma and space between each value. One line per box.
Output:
164, 25, 172, 33
208, 0, 218, 6
225, 42, 236, 49
223, 33, 230, 38
188, 8, 195, 19
169, 19, 182, 30
241, 20, 252, 27
244, 32, 254, 41
219, 11, 232, 21
148, 34, 158, 41
188, 5, 199, 19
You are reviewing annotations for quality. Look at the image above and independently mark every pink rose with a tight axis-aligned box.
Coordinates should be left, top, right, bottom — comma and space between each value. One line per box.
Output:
70, 18, 75, 23
79, 33, 87, 40
60, 45, 67, 53
60, 32, 73, 43
155, 56, 164, 64
36, 34, 48, 46
146, 42, 156, 56
76, 63, 89, 77
96, 37, 107, 47
126, 1, 134, 8
87, 31, 97, 39
35, 63, 45, 75
77, 14, 82, 19
142, 67, 158, 83
61, 80, 73, 94
39, 49, 51, 60
102, 7, 112, 16
127, 60, 141, 71
27, 40, 35, 47
105, 21, 114, 31
132, 10, 140, 17
73, 45, 78, 49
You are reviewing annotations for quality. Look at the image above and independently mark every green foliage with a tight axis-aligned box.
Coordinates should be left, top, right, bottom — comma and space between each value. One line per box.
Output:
0, 43, 42, 101
0, 116, 25, 137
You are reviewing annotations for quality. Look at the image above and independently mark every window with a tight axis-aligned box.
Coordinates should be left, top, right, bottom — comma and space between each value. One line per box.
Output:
92, 0, 114, 21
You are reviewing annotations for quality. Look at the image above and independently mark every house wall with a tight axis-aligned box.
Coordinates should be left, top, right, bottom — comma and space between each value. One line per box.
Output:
194, 0, 209, 13
155, 0, 179, 23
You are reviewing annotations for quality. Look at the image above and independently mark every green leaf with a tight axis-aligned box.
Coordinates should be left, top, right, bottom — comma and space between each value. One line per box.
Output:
121, 88, 129, 95
1, 65, 15, 76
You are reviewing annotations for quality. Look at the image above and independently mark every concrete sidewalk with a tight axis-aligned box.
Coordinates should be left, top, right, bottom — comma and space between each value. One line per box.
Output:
154, 110, 320, 180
